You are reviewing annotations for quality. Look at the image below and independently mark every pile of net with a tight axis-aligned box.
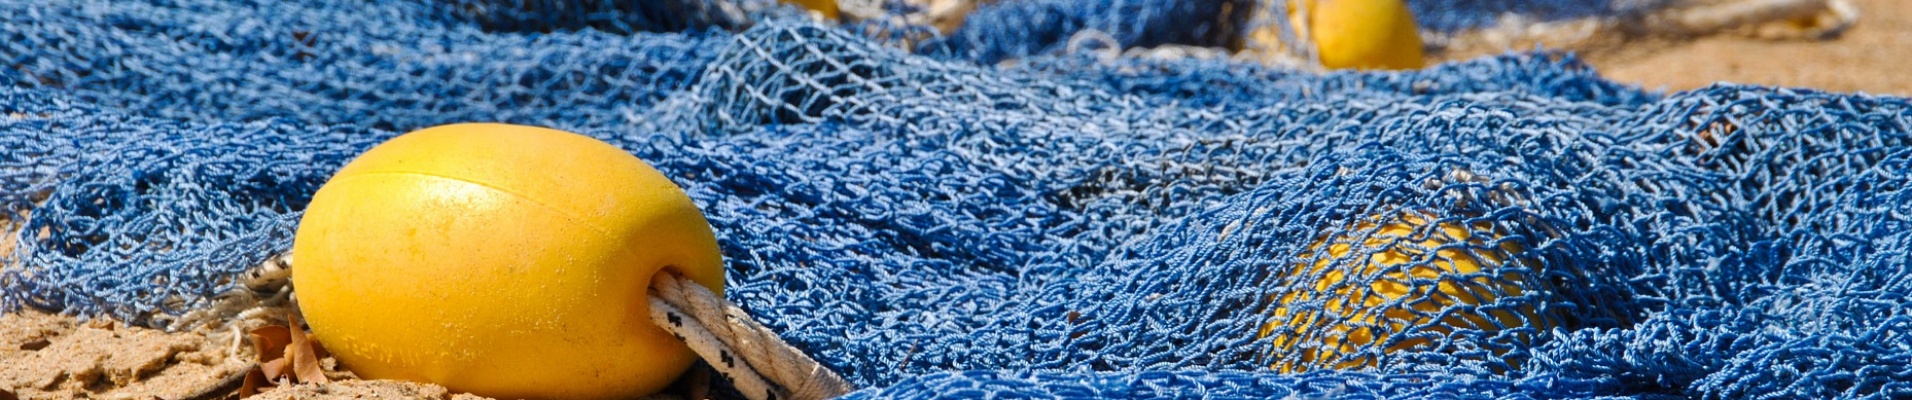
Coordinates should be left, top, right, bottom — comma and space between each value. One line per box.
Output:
3, 0, 1908, 398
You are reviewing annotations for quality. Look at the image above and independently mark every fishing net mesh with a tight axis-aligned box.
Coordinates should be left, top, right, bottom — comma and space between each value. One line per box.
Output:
3, 0, 1908, 398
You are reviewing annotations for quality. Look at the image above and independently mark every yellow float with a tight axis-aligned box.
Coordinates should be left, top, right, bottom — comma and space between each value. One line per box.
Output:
1259, 211, 1548, 372
293, 123, 725, 400
785, 0, 840, 20
1289, 0, 1426, 70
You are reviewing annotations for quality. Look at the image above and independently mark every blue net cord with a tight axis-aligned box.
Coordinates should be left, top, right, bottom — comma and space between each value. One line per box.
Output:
932, 0, 1695, 65
1405, 0, 1678, 33
431, 0, 805, 34
925, 0, 1251, 64
1, 110, 388, 325
0, 0, 729, 133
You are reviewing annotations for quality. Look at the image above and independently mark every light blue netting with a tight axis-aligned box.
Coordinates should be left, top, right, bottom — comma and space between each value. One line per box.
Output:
5, 1, 1911, 399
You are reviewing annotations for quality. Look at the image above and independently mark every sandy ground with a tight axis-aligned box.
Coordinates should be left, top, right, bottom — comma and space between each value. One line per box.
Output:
1, 310, 246, 400
1588, 0, 1911, 96
0, 311, 494, 400
0, 310, 713, 399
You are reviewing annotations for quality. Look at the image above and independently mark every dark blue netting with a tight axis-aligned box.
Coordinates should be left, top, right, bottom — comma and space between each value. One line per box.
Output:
1018, 51, 1655, 109
5, 1, 1912, 399
839, 370, 1494, 399
1405, 0, 1674, 33
434, 0, 809, 34
0, 0, 727, 132
926, 0, 1250, 64
933, 0, 1681, 64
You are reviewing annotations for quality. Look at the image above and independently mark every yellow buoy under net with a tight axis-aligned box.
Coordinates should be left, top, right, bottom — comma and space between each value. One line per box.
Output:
1259, 211, 1554, 373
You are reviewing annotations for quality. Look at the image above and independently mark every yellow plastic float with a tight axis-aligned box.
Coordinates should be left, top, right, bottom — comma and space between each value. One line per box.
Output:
785, 0, 840, 20
1290, 0, 1426, 70
1259, 211, 1548, 372
293, 123, 725, 400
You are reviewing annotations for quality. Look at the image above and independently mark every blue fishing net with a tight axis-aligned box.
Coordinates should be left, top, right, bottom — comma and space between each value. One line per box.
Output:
435, 0, 810, 34
927, 0, 1249, 64
5, 1, 1910, 399
933, 0, 1680, 65
0, 0, 728, 132
1405, 0, 1675, 33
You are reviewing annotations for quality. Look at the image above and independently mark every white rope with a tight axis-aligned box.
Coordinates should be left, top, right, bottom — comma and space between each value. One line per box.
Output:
649, 272, 855, 400
162, 254, 295, 332
1064, 29, 1123, 62
648, 299, 784, 400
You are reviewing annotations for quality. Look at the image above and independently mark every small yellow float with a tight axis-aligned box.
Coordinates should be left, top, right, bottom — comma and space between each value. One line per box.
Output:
1260, 211, 1549, 372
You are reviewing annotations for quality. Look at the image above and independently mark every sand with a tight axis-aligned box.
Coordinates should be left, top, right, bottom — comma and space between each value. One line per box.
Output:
1, 311, 245, 400
0, 311, 500, 400
245, 381, 496, 400
1585, 0, 1909, 96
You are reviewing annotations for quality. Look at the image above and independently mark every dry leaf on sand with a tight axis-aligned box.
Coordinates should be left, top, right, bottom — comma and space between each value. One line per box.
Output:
241, 312, 332, 397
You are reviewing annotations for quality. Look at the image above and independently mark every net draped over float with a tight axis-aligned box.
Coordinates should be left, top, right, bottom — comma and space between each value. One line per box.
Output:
1, 0, 1906, 399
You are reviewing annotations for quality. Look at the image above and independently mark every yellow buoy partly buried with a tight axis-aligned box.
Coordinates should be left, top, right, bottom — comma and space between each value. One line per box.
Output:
1259, 211, 1548, 372
293, 123, 725, 400
784, 0, 840, 20
1291, 0, 1426, 70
